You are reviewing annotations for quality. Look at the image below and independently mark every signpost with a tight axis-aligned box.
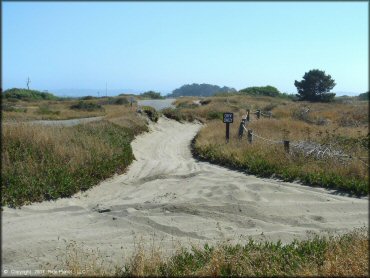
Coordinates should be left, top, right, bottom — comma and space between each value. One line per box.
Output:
223, 112, 233, 143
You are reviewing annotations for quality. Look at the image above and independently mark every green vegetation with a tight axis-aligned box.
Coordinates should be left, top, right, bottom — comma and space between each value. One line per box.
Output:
98, 97, 129, 105
193, 138, 367, 196
36, 104, 60, 115
140, 90, 164, 99
358, 91, 369, 101
214, 86, 295, 100
295, 69, 336, 102
70, 101, 104, 111
239, 85, 281, 97
162, 107, 196, 122
80, 95, 97, 100
57, 228, 367, 277
3, 88, 59, 101
168, 83, 236, 97
122, 229, 367, 277
141, 106, 160, 122
1, 103, 27, 113
1, 120, 147, 208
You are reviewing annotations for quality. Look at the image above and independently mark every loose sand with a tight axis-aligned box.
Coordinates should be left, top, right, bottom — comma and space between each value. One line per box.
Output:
2, 117, 368, 272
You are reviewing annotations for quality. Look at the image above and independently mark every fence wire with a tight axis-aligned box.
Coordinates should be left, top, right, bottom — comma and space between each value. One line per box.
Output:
241, 123, 368, 166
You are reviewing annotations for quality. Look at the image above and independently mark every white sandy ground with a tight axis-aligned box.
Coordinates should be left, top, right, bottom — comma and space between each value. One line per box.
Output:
2, 117, 368, 273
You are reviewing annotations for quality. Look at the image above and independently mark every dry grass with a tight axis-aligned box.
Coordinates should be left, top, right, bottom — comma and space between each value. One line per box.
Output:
182, 95, 369, 195
2, 99, 107, 121
1, 105, 148, 207
47, 228, 368, 277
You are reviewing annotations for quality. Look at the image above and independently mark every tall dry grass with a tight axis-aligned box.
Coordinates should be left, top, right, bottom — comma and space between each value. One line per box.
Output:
1, 106, 148, 207
170, 95, 369, 195
48, 228, 368, 277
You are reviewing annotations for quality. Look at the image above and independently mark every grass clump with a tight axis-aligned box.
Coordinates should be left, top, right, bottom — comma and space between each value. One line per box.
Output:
193, 120, 368, 196
141, 106, 159, 122
1, 120, 146, 208
121, 229, 368, 277
70, 101, 104, 111
55, 229, 367, 276
36, 105, 60, 115
162, 107, 196, 122
2, 103, 27, 113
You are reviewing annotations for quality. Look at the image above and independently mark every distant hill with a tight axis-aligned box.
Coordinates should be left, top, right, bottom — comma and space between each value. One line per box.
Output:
2, 88, 58, 100
168, 83, 236, 97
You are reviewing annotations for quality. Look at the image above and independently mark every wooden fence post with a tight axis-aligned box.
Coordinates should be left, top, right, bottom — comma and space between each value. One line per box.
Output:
256, 110, 261, 119
238, 121, 244, 139
247, 129, 253, 144
284, 140, 290, 153
226, 123, 230, 143
247, 109, 250, 122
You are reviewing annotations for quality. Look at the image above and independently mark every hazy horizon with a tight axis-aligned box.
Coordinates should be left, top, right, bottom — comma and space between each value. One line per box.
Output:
3, 2, 368, 96
1, 86, 363, 98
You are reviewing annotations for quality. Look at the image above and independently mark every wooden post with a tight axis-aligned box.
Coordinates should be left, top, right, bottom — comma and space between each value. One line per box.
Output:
256, 110, 261, 119
238, 121, 244, 139
247, 129, 253, 144
284, 140, 290, 153
226, 123, 230, 143
223, 112, 233, 143
246, 109, 250, 122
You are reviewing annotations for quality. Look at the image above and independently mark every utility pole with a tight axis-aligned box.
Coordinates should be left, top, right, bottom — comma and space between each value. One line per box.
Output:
106, 82, 107, 97
26, 77, 31, 90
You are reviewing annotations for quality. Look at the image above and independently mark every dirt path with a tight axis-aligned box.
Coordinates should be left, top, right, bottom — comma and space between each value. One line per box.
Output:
2, 117, 368, 272
3, 116, 104, 127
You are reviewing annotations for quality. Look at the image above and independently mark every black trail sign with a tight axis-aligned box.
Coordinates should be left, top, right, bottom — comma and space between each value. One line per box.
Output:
223, 112, 233, 142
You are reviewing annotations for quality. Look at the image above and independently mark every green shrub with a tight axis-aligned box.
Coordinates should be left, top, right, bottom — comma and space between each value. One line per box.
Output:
200, 99, 212, 105
140, 91, 164, 99
358, 92, 369, 101
239, 86, 281, 97
206, 111, 223, 120
114, 97, 129, 105
2, 104, 28, 113
37, 105, 60, 115
3, 88, 59, 100
81, 96, 96, 100
70, 101, 104, 111
142, 106, 159, 122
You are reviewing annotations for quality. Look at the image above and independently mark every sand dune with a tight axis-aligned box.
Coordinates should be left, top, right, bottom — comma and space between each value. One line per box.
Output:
2, 117, 368, 272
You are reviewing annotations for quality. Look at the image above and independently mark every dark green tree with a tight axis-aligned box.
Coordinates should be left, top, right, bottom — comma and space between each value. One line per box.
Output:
140, 91, 164, 99
358, 91, 369, 101
294, 69, 336, 102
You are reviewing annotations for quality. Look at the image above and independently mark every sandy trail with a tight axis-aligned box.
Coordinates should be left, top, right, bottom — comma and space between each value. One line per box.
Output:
2, 117, 368, 272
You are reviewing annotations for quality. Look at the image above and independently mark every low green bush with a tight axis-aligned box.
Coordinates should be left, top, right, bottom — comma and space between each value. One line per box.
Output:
206, 111, 223, 120
70, 101, 104, 111
3, 88, 59, 100
37, 105, 60, 115
141, 106, 159, 122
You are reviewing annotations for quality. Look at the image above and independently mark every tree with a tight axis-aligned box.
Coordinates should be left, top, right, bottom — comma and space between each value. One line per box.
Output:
294, 69, 336, 102
239, 86, 280, 97
140, 91, 164, 99
358, 91, 369, 101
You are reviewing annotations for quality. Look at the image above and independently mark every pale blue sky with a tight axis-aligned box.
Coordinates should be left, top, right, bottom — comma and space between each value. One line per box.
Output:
2, 1, 369, 96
